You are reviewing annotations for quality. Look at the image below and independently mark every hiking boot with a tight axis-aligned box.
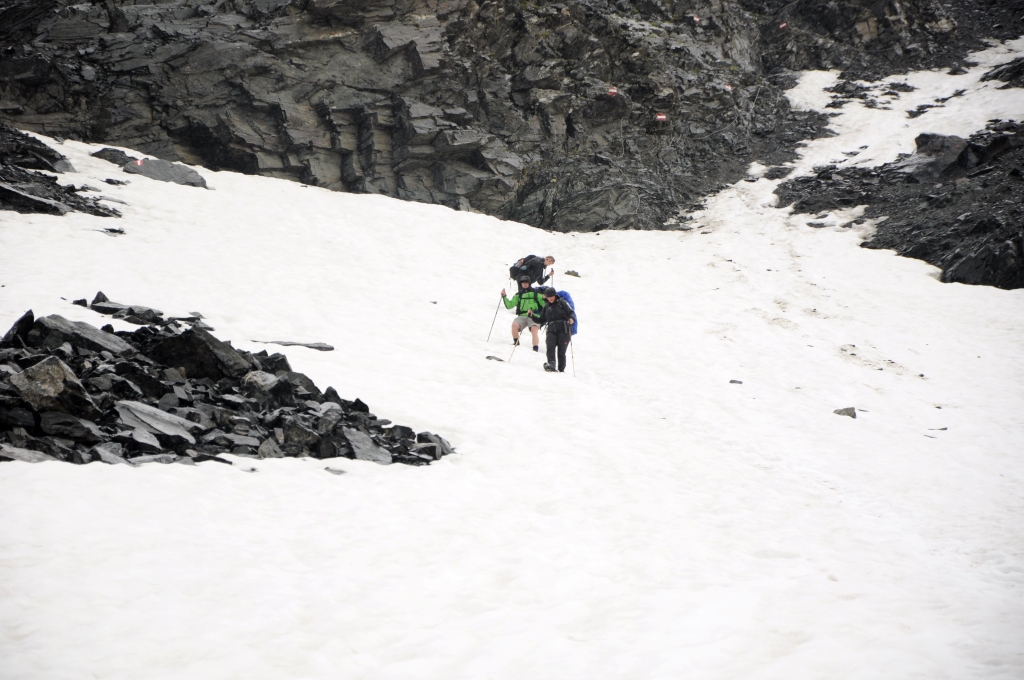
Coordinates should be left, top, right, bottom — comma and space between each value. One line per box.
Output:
543, 362, 556, 372
533, 345, 539, 352
513, 338, 520, 346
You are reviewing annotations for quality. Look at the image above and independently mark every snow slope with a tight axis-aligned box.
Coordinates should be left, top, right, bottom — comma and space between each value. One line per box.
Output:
1, 40, 1023, 680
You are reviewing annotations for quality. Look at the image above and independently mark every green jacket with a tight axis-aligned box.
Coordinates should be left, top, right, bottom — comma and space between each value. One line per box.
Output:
504, 289, 546, 316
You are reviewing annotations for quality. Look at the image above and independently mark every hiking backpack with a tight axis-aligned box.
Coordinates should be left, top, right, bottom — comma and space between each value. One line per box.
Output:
556, 290, 578, 335
509, 255, 539, 281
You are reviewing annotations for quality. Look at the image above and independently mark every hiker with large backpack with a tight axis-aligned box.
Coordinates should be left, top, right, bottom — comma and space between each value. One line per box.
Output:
509, 255, 556, 286
501, 276, 547, 352
536, 287, 575, 373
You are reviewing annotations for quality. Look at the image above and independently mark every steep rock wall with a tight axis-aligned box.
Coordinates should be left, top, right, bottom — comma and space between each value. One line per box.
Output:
0, 0, 1013, 231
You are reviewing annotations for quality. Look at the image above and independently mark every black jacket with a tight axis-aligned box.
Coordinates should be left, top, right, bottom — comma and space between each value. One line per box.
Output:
511, 255, 550, 285
537, 297, 575, 331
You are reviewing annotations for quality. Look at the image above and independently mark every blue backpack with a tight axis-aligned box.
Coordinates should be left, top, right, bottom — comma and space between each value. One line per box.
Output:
556, 290, 578, 335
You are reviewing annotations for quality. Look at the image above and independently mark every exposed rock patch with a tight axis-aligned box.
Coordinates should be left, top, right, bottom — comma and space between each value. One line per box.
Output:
982, 57, 1024, 89
775, 121, 1024, 289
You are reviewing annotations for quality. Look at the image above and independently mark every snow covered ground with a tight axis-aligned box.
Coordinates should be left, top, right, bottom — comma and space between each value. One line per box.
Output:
2, 40, 1023, 680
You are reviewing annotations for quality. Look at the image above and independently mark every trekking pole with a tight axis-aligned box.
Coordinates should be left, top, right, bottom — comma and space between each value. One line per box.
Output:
568, 334, 576, 377
508, 341, 518, 364
486, 295, 502, 342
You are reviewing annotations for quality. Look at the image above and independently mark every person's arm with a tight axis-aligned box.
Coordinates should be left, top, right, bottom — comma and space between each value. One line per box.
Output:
559, 300, 575, 325
534, 304, 548, 325
503, 293, 518, 310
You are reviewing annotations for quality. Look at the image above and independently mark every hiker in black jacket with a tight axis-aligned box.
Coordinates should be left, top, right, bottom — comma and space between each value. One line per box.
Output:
509, 255, 556, 286
536, 287, 575, 373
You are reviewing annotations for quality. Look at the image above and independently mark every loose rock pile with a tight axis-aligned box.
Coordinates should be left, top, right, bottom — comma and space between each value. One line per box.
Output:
0, 294, 453, 467
775, 121, 1024, 290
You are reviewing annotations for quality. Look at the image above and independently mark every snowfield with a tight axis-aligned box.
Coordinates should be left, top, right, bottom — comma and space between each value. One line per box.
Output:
2, 40, 1023, 680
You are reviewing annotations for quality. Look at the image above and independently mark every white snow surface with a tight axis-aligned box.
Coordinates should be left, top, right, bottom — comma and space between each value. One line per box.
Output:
2, 41, 1024, 679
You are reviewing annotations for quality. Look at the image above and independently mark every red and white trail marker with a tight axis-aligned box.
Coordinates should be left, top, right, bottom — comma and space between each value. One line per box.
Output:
608, 87, 618, 96
655, 113, 668, 122
779, 22, 788, 29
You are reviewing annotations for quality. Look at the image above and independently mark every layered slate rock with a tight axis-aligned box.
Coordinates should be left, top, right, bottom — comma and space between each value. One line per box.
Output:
122, 157, 207, 188
0, 298, 453, 467
0, 123, 120, 218
29, 314, 134, 355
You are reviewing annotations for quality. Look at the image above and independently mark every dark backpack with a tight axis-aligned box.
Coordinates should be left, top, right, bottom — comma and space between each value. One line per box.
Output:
509, 254, 540, 281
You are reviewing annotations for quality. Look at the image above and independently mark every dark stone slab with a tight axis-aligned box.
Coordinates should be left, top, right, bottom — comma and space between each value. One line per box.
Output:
89, 442, 136, 466
417, 431, 454, 456
122, 157, 207, 188
0, 310, 34, 349
257, 340, 335, 352
891, 134, 970, 181
274, 371, 322, 400
39, 412, 103, 442
131, 453, 180, 464
115, 400, 201, 446
31, 314, 134, 355
0, 443, 57, 463
91, 147, 138, 166
148, 328, 250, 380
0, 406, 35, 429
343, 427, 391, 465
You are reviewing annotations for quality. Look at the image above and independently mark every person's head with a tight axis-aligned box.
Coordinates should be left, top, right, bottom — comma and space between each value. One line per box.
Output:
518, 275, 531, 289
544, 287, 558, 302
544, 256, 556, 266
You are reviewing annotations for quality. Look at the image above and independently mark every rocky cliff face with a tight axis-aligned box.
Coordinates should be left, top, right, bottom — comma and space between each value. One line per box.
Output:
0, 0, 1016, 231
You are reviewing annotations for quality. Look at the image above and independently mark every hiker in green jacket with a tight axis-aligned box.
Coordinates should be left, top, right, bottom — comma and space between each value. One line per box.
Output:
501, 275, 546, 352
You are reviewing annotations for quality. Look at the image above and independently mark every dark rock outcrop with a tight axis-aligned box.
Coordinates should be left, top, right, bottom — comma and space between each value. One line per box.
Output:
91, 147, 138, 166
775, 120, 1024, 289
0, 297, 454, 467
744, 0, 1024, 79
0, 123, 120, 217
0, 0, 848, 231
982, 57, 1024, 89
